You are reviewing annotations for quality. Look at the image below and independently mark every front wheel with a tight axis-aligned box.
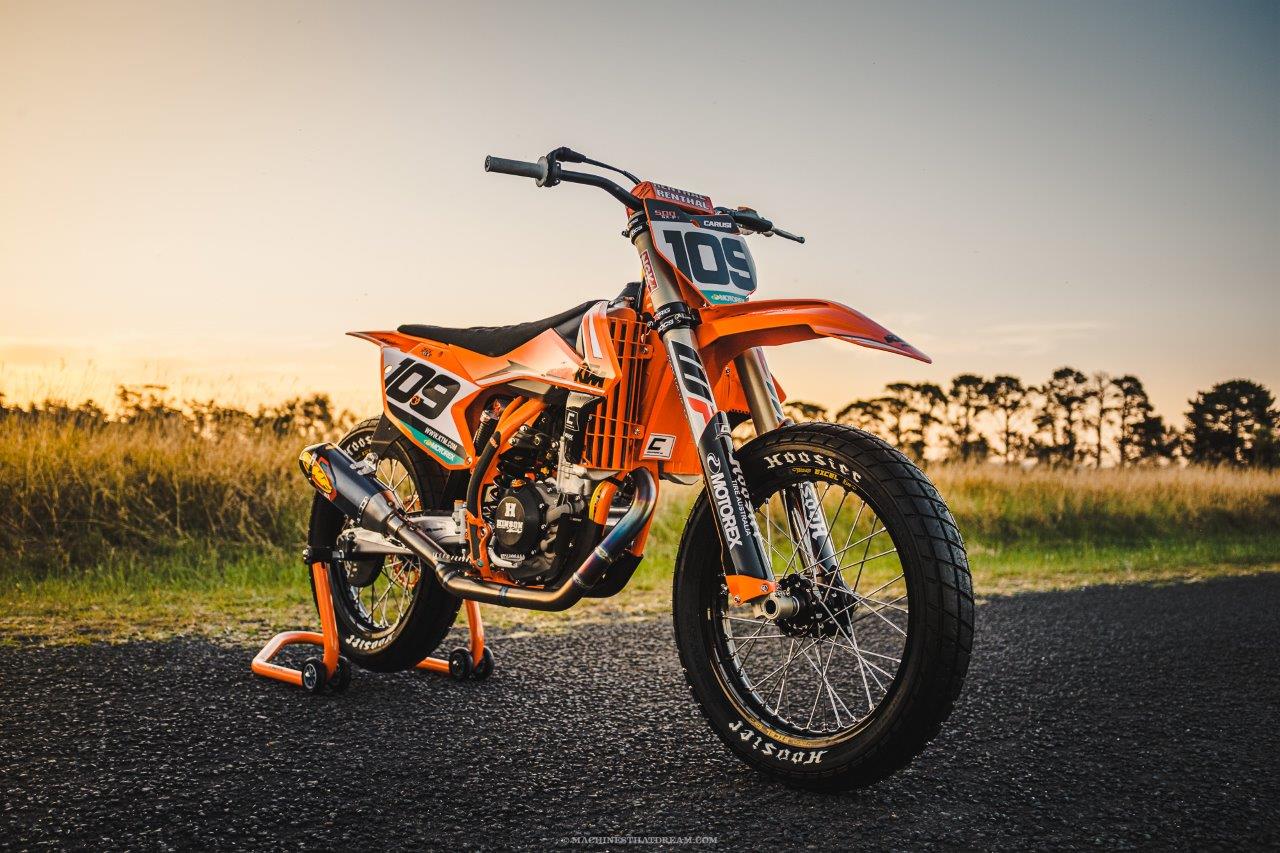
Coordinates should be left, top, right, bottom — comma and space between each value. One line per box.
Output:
672, 423, 974, 790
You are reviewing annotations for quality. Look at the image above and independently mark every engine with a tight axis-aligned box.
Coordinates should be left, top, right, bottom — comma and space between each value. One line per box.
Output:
481, 413, 586, 584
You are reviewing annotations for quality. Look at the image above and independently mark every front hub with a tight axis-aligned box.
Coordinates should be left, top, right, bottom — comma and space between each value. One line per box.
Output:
774, 574, 861, 638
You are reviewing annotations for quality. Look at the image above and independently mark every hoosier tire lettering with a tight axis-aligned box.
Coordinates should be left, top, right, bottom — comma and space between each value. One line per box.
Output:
726, 720, 829, 765
762, 450, 860, 483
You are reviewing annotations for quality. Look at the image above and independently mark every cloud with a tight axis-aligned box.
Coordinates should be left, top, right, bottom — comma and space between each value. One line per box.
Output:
939, 320, 1107, 357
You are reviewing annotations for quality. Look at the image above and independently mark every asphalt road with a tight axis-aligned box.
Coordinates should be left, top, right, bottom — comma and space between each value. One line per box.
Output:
2, 574, 1278, 851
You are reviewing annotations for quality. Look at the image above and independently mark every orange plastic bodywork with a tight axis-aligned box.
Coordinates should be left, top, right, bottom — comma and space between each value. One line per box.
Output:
613, 298, 925, 478
351, 307, 619, 471
251, 563, 489, 688
350, 330, 486, 470
448, 320, 619, 397
695, 298, 931, 376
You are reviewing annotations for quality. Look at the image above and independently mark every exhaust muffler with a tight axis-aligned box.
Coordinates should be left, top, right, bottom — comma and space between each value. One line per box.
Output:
298, 443, 655, 611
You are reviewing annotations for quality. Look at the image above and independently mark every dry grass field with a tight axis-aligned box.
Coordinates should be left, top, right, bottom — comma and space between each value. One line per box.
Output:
2, 416, 1277, 643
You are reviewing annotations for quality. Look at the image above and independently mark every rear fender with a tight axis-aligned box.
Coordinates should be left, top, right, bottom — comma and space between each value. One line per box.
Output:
694, 298, 930, 380
349, 331, 484, 469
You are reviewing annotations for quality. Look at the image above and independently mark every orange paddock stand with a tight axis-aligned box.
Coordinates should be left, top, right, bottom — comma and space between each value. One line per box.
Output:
251, 561, 490, 694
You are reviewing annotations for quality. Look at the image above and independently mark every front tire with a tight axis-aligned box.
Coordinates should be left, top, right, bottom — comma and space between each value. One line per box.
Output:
673, 423, 974, 790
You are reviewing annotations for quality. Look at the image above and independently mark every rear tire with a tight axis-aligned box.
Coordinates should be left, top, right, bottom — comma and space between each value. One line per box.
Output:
307, 418, 462, 673
672, 422, 974, 790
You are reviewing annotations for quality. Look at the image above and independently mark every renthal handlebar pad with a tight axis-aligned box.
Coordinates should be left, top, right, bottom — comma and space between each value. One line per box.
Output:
484, 156, 545, 180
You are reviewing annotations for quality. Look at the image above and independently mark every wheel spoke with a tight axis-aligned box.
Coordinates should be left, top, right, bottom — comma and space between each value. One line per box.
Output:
336, 455, 425, 631
849, 521, 883, 594
805, 640, 839, 730
728, 619, 786, 671
800, 641, 855, 728
726, 472, 911, 740
850, 597, 908, 637
771, 639, 799, 715
807, 591, 875, 710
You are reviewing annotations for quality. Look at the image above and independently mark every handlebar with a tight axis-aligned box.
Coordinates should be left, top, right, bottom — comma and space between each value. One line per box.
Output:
556, 167, 645, 209
484, 149, 804, 242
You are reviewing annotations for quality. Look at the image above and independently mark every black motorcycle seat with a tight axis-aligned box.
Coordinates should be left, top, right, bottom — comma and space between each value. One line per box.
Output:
398, 301, 596, 358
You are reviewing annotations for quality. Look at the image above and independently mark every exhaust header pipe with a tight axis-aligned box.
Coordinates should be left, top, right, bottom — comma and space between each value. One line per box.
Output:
298, 443, 656, 611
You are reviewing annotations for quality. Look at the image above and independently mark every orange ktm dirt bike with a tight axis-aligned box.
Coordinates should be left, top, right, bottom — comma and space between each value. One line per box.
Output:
297, 147, 974, 790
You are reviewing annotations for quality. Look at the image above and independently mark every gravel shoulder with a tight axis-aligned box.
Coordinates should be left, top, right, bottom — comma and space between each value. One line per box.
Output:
2, 575, 1278, 851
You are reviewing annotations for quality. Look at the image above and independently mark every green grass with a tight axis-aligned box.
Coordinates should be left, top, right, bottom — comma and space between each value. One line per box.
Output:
2, 415, 1278, 644
4, 488, 1277, 646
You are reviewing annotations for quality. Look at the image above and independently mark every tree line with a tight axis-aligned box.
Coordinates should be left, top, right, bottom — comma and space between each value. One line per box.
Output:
3, 373, 1277, 468
783, 370, 1279, 468
0, 384, 353, 441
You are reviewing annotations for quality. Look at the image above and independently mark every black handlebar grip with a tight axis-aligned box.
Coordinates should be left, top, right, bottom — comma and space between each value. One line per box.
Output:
484, 156, 546, 180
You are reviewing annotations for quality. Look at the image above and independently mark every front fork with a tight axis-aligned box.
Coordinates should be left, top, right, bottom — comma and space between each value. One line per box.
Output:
634, 227, 839, 606
735, 347, 842, 583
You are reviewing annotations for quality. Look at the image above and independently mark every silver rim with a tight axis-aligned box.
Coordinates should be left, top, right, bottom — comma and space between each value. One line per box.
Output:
340, 453, 423, 631
718, 481, 909, 739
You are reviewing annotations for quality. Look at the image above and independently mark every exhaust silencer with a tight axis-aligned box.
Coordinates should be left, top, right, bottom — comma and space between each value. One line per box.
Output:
298, 442, 656, 611
299, 443, 456, 568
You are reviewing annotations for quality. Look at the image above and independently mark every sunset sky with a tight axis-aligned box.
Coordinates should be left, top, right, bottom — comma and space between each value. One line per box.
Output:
2, 1, 1277, 421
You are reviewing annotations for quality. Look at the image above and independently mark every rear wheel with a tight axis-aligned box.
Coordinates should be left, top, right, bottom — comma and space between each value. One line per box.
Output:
307, 418, 462, 672
673, 423, 974, 790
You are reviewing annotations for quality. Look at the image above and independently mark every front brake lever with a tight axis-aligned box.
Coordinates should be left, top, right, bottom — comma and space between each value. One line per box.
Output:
716, 205, 806, 244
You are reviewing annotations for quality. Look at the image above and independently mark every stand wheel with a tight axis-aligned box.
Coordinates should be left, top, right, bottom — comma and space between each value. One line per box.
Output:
301, 657, 328, 694
328, 656, 352, 694
448, 648, 474, 680
472, 648, 495, 681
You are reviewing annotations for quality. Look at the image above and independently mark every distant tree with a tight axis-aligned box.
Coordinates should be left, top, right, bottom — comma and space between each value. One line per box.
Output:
835, 398, 889, 437
887, 382, 947, 461
116, 384, 184, 426
1081, 371, 1120, 467
783, 399, 828, 423
1251, 425, 1280, 469
874, 391, 912, 450
256, 394, 338, 439
982, 375, 1029, 465
835, 384, 946, 459
1131, 412, 1181, 464
945, 374, 990, 463
189, 399, 255, 438
1032, 367, 1087, 466
1185, 380, 1278, 466
1112, 375, 1166, 465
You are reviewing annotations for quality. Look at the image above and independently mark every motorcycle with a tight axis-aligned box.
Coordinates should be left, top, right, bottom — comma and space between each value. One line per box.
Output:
297, 147, 974, 790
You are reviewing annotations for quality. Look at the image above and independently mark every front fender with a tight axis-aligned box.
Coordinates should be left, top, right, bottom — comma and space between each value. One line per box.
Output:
694, 298, 930, 378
